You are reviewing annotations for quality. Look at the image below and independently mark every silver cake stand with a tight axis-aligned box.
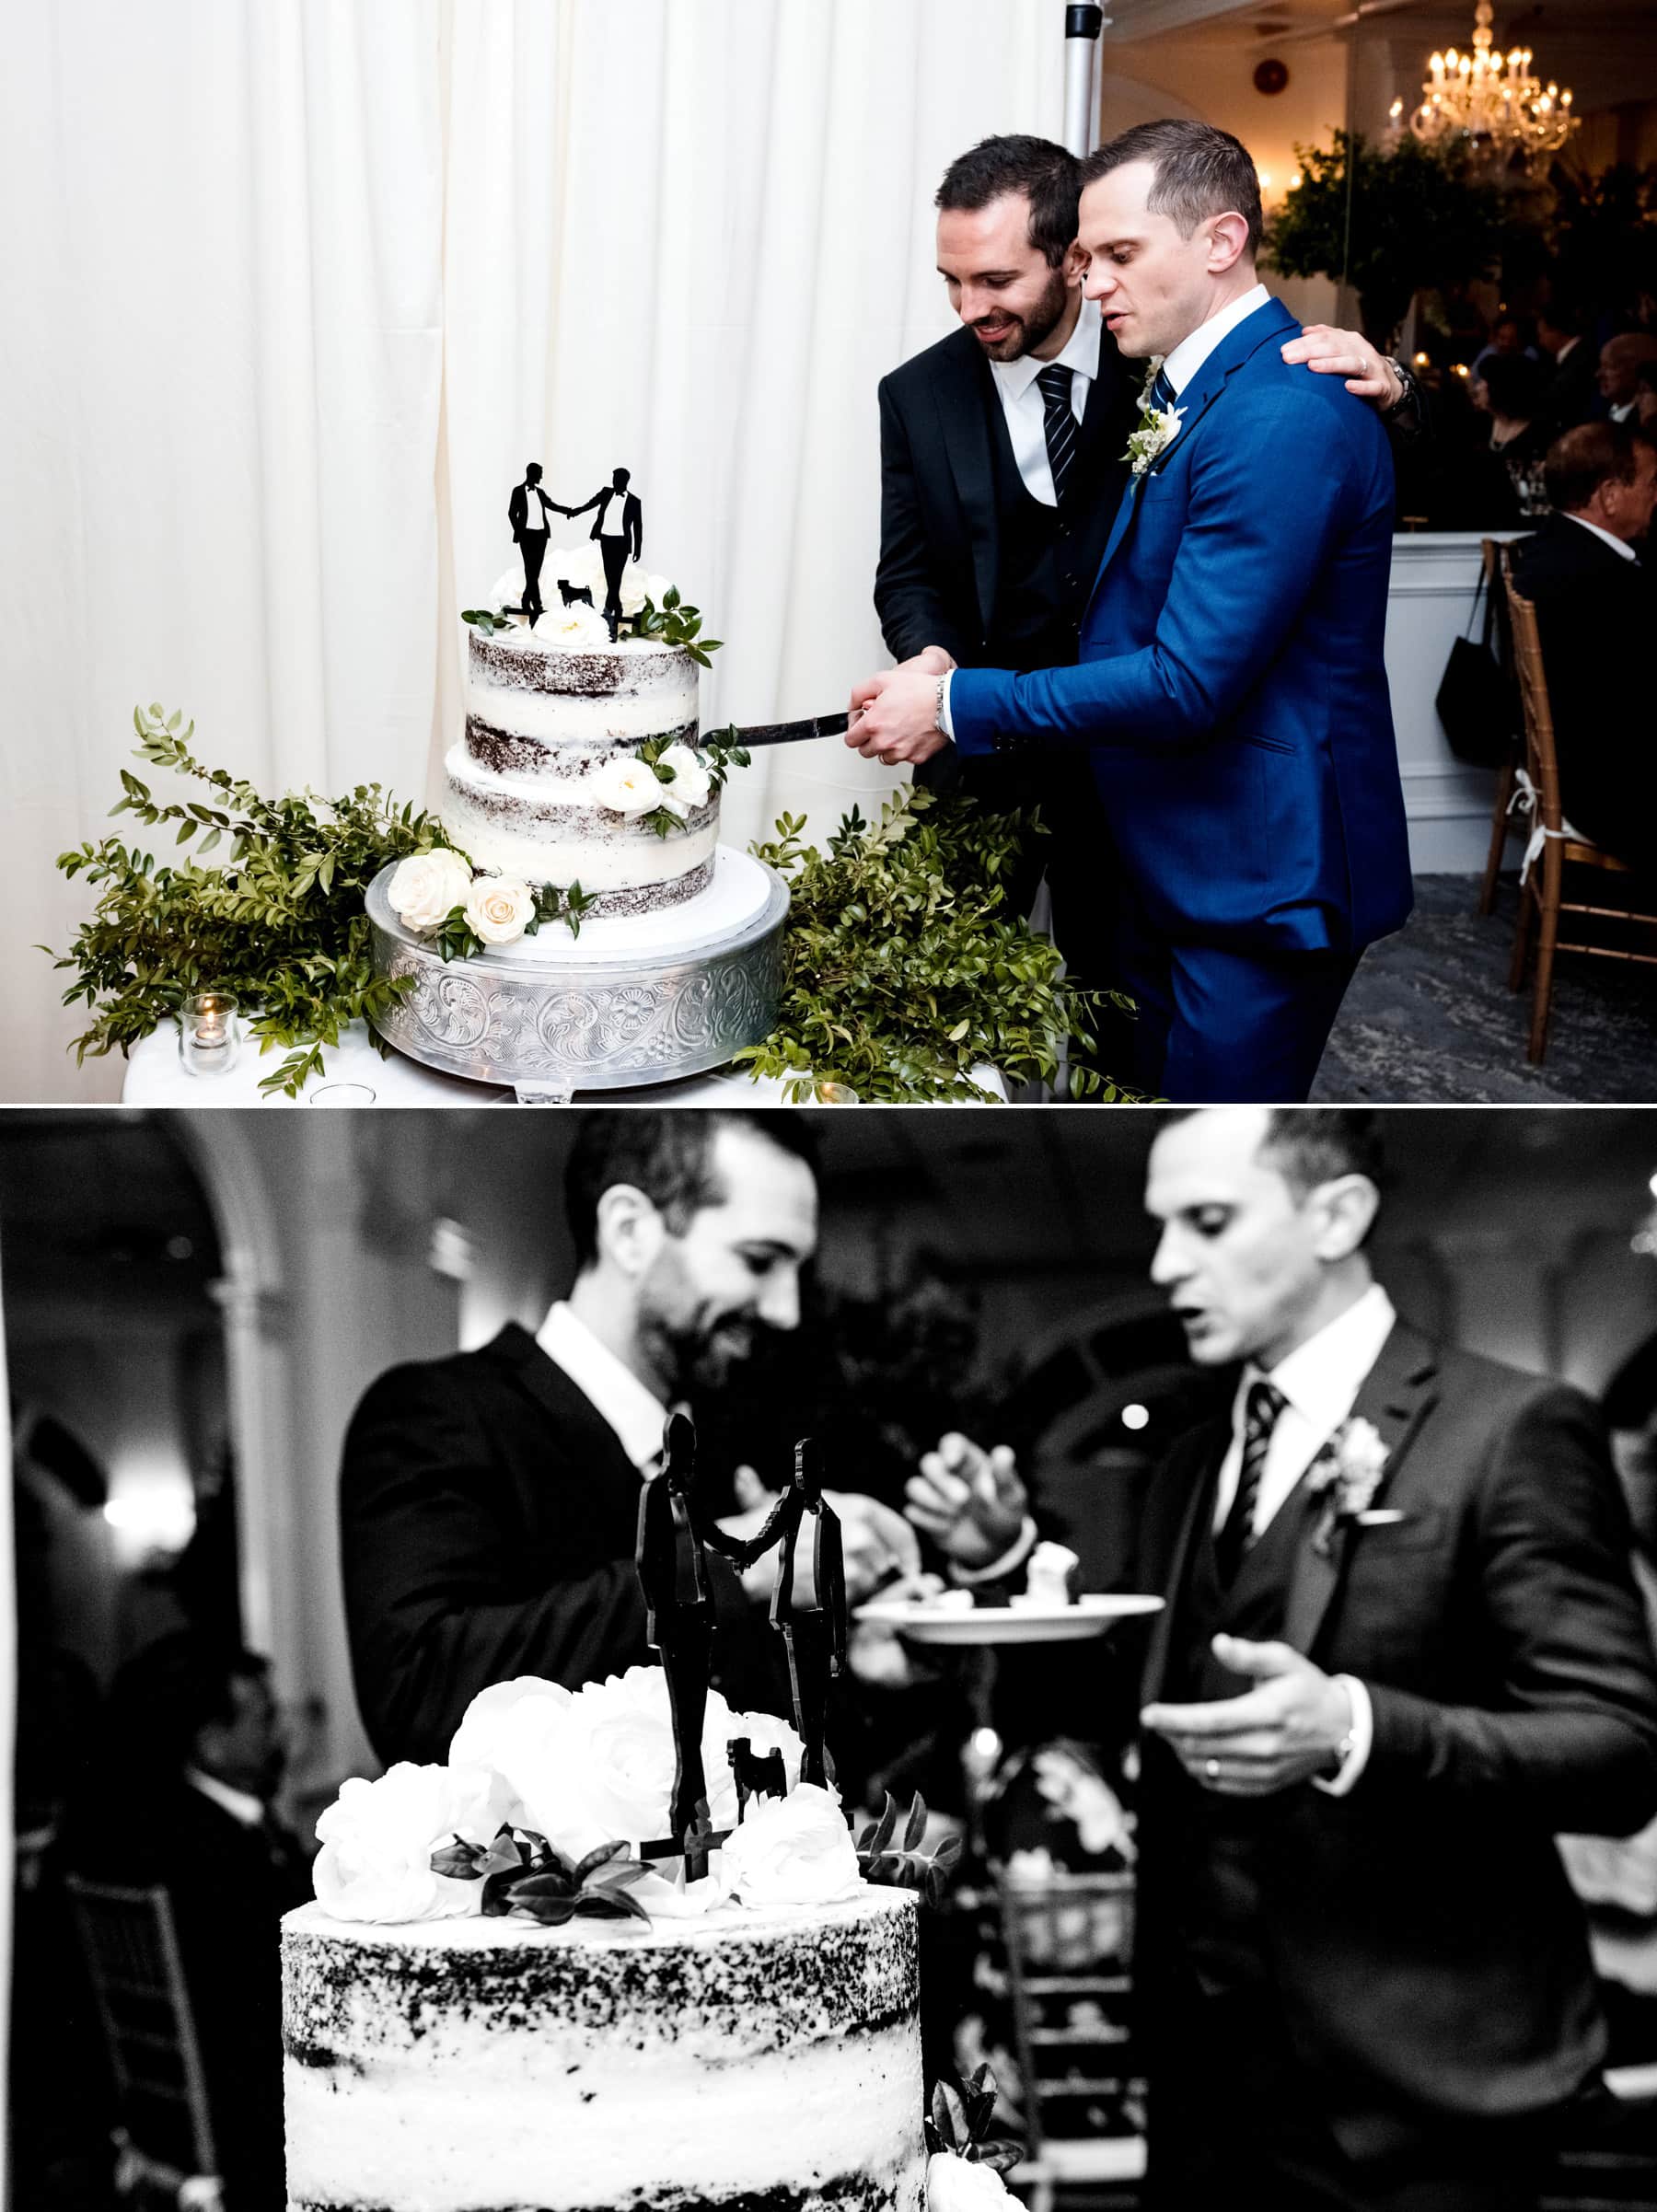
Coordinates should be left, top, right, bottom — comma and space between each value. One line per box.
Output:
365, 849, 790, 1097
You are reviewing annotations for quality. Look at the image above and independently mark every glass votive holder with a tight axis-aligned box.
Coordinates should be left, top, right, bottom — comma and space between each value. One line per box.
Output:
813, 1081, 860, 1105
307, 1083, 377, 1107
180, 990, 240, 1078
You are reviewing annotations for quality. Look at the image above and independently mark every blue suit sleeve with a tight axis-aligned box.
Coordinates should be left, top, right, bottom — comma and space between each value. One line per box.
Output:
950, 388, 1383, 755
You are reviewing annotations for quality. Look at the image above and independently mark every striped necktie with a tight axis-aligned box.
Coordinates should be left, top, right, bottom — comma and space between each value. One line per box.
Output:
1149, 365, 1176, 413
1036, 362, 1078, 505
1214, 1379, 1286, 1585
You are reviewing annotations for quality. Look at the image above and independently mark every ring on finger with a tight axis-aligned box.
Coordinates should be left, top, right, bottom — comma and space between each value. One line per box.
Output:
1204, 1757, 1220, 1781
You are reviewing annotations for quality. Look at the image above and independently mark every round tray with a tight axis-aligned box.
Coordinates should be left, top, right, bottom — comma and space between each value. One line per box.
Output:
365, 848, 789, 1091
852, 1593, 1165, 1646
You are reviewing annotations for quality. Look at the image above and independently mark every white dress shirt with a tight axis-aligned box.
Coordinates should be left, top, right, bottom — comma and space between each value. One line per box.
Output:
184, 1766, 265, 1830
1610, 399, 1639, 425
1566, 512, 1639, 563
1160, 282, 1272, 399
1212, 1280, 1396, 1797
989, 295, 1104, 506
537, 1300, 667, 1475
522, 485, 550, 532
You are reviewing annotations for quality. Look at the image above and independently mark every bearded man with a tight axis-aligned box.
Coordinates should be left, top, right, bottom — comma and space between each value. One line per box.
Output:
341, 1112, 914, 1764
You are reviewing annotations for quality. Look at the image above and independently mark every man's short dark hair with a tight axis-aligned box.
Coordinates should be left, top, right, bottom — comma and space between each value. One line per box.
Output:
935, 134, 1083, 271
1479, 353, 1547, 421
1160, 1108, 1385, 1201
1545, 421, 1640, 515
107, 1632, 270, 1774
526, 462, 542, 481
1080, 119, 1263, 262
564, 1111, 819, 1271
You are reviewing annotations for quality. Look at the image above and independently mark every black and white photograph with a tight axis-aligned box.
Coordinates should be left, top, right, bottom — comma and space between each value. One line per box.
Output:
6, 1105, 1657, 2211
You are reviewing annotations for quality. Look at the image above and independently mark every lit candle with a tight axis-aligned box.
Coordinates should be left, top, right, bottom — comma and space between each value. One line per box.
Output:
194, 997, 229, 1050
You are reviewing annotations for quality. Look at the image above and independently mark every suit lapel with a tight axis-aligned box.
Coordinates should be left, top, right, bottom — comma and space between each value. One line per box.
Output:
484, 1321, 644, 1491
1085, 295, 1300, 608
1280, 1322, 1442, 1656
1141, 1418, 1231, 1704
929, 330, 1000, 634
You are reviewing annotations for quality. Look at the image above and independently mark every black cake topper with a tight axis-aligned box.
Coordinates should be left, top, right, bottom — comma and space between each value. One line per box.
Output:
507, 462, 566, 626
558, 466, 643, 641
634, 1412, 845, 1882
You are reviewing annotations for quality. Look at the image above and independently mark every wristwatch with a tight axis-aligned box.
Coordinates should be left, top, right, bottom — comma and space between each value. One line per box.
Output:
933, 674, 949, 735
1379, 355, 1426, 439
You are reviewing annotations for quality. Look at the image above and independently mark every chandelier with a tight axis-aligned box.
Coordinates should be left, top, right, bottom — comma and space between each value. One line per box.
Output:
1388, 1, 1578, 168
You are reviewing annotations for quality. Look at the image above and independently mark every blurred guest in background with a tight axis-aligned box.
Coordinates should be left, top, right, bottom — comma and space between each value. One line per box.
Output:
1469, 312, 1537, 388
1537, 298, 1600, 433
1637, 356, 1657, 431
65, 1633, 307, 2212
1512, 423, 1657, 874
1474, 353, 1553, 520
341, 1112, 915, 1766
1598, 333, 1657, 426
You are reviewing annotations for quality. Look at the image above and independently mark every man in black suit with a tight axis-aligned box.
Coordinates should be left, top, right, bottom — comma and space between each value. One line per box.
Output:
507, 461, 562, 622
859, 134, 1418, 1086
69, 1634, 309, 2212
342, 1111, 916, 1768
1536, 299, 1600, 434
913, 1107, 1657, 2210
562, 465, 644, 639
1512, 422, 1657, 872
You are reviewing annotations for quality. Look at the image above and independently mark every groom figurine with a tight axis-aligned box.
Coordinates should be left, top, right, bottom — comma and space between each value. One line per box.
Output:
850, 122, 1413, 1104
508, 462, 562, 623
563, 466, 643, 640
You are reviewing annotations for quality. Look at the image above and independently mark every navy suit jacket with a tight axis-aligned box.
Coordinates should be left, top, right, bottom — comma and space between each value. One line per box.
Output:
950, 296, 1413, 958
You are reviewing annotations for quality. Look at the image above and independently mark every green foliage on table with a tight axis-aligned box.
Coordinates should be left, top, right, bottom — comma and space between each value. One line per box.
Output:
632, 585, 723, 668
1264, 131, 1507, 347
46, 704, 454, 1098
734, 786, 1133, 1104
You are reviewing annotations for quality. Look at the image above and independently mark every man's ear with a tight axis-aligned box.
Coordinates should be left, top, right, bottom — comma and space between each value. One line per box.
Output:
1311, 1175, 1381, 1263
595, 1182, 666, 1277
1064, 237, 1089, 287
1206, 211, 1252, 278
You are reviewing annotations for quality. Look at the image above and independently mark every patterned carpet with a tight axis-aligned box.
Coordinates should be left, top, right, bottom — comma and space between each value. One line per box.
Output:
1315, 874, 1657, 1104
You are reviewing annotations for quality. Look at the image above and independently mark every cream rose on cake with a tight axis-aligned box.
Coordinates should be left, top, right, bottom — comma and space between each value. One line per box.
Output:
719, 1781, 862, 1906
387, 846, 473, 935
313, 1761, 512, 1924
463, 874, 536, 947
655, 742, 711, 816
925, 2155, 1015, 2208
590, 756, 667, 819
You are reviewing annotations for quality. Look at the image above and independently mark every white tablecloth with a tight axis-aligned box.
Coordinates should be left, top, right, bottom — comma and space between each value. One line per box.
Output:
120, 1020, 1006, 1106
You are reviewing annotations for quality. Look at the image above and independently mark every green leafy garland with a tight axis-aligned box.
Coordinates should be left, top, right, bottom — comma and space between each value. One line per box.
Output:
734, 786, 1129, 1103
47, 705, 461, 1098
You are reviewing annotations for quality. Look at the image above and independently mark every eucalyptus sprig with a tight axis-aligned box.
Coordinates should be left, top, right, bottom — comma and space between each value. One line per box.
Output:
460, 608, 516, 636
632, 585, 722, 668
855, 1790, 963, 1909
46, 704, 455, 1098
432, 1826, 654, 1929
734, 787, 1135, 1104
925, 2064, 1023, 2176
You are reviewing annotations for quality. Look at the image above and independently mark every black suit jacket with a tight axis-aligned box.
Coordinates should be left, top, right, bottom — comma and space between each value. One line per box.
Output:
1512, 513, 1652, 864
1544, 340, 1601, 434
508, 481, 554, 540
874, 320, 1136, 669
341, 1323, 769, 1766
566, 487, 643, 560
1130, 1321, 1657, 2159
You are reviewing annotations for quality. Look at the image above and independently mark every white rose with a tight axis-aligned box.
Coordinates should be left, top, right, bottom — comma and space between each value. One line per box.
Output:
719, 1781, 862, 1907
926, 2153, 1014, 2209
656, 742, 712, 810
388, 847, 473, 935
312, 1761, 511, 1925
544, 605, 611, 649
551, 544, 601, 592
486, 568, 524, 612
590, 755, 666, 818
464, 874, 535, 947
448, 1676, 574, 1826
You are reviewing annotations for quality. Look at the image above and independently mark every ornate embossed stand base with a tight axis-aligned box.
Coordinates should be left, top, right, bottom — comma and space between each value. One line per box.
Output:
365, 850, 789, 1092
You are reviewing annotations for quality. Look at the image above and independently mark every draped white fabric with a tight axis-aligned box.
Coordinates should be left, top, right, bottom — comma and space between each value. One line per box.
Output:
4, 0, 1065, 1101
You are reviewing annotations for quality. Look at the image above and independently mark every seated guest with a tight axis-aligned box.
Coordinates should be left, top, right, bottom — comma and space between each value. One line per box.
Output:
1537, 298, 1600, 431
1512, 423, 1657, 871
66, 1634, 308, 2212
1470, 311, 1538, 388
1476, 353, 1553, 518
1598, 333, 1657, 425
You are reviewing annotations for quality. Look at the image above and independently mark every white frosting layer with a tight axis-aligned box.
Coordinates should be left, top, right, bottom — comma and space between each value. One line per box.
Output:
467, 681, 698, 746
441, 744, 719, 891
283, 1891, 923, 2212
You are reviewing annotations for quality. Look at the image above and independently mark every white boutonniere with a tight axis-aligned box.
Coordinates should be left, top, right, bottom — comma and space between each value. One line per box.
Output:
1122, 356, 1186, 477
1305, 1417, 1389, 1558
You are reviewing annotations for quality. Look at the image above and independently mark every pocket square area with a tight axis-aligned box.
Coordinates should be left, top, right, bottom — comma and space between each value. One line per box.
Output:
1355, 1508, 1408, 1525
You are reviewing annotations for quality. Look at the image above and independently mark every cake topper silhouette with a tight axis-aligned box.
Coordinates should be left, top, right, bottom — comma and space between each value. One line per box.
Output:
507, 462, 567, 626
560, 467, 643, 641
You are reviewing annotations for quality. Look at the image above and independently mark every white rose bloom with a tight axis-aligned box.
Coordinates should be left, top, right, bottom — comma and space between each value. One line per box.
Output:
312, 1762, 511, 1925
925, 2153, 1014, 2209
485, 568, 523, 613
551, 543, 602, 592
464, 875, 536, 947
656, 742, 712, 810
555, 1665, 738, 1854
388, 847, 474, 935
544, 605, 611, 649
719, 1781, 862, 1907
590, 756, 666, 818
448, 1677, 574, 1803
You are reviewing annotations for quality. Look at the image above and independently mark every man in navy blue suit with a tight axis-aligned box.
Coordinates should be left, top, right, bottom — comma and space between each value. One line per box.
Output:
850, 121, 1412, 1104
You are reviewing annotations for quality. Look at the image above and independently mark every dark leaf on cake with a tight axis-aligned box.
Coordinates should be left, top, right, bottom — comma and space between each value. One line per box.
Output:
573, 1840, 631, 1882
429, 1836, 485, 1881
573, 1885, 652, 1927
505, 1891, 579, 1927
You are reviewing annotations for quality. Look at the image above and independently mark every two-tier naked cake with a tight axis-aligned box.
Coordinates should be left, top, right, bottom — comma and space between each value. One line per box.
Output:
443, 612, 714, 918
283, 1891, 924, 2212
364, 536, 788, 1093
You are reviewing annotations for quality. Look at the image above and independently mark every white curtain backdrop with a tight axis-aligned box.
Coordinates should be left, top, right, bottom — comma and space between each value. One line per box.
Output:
4, 0, 1067, 1102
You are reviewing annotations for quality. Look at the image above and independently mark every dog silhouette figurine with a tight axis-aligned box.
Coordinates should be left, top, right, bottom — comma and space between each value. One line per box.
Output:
728, 1737, 788, 1821
558, 580, 594, 609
